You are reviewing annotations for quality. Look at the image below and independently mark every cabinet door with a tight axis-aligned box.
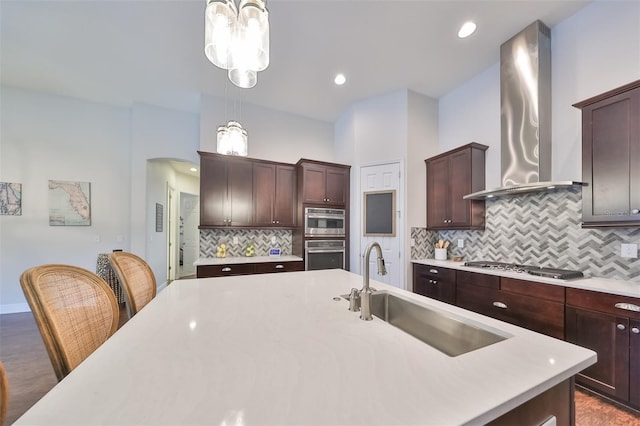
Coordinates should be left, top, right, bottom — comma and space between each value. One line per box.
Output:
200, 156, 228, 226
301, 164, 327, 204
412, 264, 455, 304
581, 85, 640, 226
325, 166, 348, 206
227, 160, 253, 226
253, 163, 276, 227
631, 319, 640, 407
274, 165, 297, 226
565, 306, 629, 401
426, 156, 449, 228
448, 149, 472, 226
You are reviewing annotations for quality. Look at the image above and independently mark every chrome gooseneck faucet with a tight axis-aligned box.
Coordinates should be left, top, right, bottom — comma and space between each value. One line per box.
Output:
359, 241, 387, 321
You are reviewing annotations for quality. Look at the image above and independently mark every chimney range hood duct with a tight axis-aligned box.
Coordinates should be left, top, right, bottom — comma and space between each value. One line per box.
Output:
464, 20, 583, 200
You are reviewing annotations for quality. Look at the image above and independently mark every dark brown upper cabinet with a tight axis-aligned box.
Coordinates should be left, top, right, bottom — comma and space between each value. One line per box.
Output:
253, 162, 297, 228
199, 152, 254, 227
574, 80, 640, 227
425, 143, 488, 230
297, 159, 350, 207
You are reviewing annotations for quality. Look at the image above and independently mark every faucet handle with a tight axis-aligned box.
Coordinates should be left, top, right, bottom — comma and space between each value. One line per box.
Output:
377, 256, 387, 276
348, 288, 361, 312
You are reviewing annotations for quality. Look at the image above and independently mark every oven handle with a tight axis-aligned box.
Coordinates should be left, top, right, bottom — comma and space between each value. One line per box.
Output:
305, 213, 345, 220
305, 248, 346, 254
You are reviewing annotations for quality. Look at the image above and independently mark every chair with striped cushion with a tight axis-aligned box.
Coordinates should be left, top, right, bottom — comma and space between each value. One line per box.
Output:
108, 252, 157, 318
19, 265, 119, 382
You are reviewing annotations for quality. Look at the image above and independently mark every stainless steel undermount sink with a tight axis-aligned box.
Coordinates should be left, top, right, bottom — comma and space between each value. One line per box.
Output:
369, 291, 510, 357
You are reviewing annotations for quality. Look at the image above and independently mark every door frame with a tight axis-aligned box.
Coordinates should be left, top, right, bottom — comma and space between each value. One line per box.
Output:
167, 184, 177, 282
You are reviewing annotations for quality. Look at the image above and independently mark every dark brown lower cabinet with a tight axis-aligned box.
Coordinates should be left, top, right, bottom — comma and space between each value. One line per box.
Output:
197, 260, 303, 278
565, 288, 640, 410
412, 264, 455, 304
456, 273, 565, 340
487, 379, 573, 426
411, 264, 640, 413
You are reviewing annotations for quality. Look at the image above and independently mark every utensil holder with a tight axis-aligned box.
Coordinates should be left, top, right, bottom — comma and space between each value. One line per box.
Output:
434, 248, 447, 260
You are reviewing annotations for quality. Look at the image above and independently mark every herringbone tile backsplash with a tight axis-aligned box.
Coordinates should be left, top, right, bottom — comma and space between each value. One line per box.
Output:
412, 188, 640, 283
200, 229, 292, 258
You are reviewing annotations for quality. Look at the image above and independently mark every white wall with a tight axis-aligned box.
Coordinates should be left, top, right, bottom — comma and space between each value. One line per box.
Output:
406, 90, 439, 285
335, 90, 408, 276
335, 89, 439, 290
439, 0, 640, 188
0, 87, 131, 312
199, 94, 335, 163
0, 90, 201, 312
130, 103, 200, 264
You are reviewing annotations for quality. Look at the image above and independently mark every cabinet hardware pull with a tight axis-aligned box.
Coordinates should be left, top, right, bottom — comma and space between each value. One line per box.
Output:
275, 265, 284, 269
221, 267, 231, 272
429, 269, 438, 274
615, 303, 640, 312
632, 327, 640, 334
429, 279, 437, 284
631, 208, 639, 214
493, 301, 507, 309
617, 323, 626, 330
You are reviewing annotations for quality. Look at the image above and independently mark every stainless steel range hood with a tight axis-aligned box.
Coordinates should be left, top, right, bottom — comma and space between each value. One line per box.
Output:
464, 20, 583, 200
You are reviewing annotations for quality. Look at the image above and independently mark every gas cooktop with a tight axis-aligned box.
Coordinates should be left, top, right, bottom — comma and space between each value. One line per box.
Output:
464, 261, 584, 280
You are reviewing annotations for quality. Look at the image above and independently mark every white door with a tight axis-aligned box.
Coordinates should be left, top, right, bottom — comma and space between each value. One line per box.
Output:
179, 192, 199, 278
360, 162, 403, 289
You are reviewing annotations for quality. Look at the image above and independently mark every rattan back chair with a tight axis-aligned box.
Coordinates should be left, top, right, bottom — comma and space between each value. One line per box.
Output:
0, 360, 8, 426
19, 264, 119, 382
108, 251, 157, 318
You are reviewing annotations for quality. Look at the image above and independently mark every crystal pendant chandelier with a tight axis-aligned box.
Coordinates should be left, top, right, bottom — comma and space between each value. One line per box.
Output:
217, 121, 248, 156
204, 0, 269, 89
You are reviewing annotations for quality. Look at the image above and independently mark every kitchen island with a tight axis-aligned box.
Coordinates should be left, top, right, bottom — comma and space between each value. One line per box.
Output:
15, 269, 595, 425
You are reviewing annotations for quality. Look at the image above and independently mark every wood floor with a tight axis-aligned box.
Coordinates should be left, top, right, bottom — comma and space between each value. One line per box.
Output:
1, 309, 639, 425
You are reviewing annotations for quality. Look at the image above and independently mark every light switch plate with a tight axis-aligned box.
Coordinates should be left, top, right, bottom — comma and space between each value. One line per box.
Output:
621, 243, 638, 258
458, 239, 465, 248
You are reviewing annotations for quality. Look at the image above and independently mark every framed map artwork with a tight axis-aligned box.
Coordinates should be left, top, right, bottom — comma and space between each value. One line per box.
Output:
0, 182, 22, 215
48, 180, 91, 226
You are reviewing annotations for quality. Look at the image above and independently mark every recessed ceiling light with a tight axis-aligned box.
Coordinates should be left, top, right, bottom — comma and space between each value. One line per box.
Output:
334, 73, 346, 85
458, 21, 477, 38
190, 167, 197, 172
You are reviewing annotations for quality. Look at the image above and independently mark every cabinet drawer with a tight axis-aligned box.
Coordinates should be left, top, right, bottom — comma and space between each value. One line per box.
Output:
491, 291, 565, 339
197, 263, 256, 278
415, 264, 456, 281
254, 261, 303, 274
566, 288, 640, 319
501, 277, 565, 303
457, 270, 499, 289
457, 282, 565, 339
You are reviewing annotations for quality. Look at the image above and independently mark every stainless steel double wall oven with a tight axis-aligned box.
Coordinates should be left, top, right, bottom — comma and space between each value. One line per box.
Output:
303, 207, 346, 270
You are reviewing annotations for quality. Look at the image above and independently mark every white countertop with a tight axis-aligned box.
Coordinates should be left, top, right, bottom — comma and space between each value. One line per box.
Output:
412, 259, 640, 299
16, 269, 595, 425
195, 255, 303, 266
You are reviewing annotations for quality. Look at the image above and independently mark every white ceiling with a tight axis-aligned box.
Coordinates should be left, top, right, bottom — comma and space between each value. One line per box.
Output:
1, 0, 591, 123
